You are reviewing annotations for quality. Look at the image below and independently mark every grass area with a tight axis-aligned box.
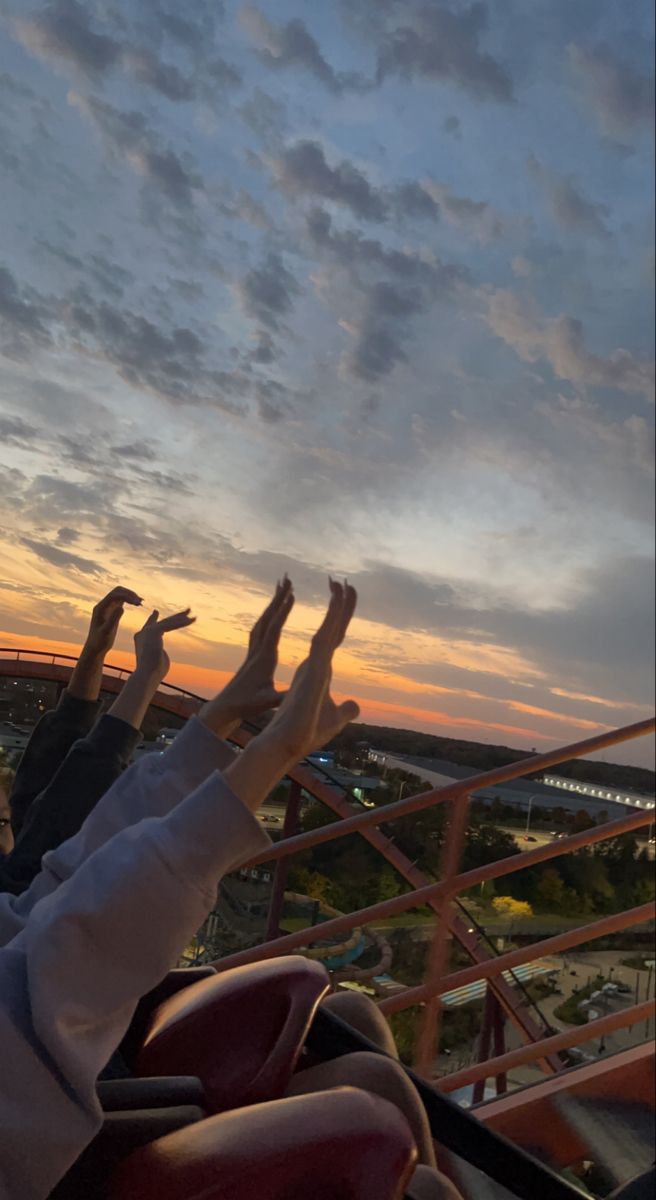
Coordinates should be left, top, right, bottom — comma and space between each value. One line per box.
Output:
620, 955, 653, 971
280, 916, 328, 932
370, 912, 436, 929
554, 974, 605, 1026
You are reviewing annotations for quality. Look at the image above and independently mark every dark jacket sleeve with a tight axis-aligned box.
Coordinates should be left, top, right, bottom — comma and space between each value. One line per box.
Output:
0, 715, 141, 897
9, 690, 101, 839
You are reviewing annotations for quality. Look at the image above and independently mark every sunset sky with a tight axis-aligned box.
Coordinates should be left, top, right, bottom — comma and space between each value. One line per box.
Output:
0, 1, 654, 765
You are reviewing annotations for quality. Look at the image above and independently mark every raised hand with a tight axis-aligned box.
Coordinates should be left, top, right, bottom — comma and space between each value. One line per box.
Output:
134, 609, 196, 686
108, 608, 196, 732
265, 579, 359, 763
83, 587, 143, 660
69, 586, 143, 701
224, 580, 359, 812
199, 577, 295, 736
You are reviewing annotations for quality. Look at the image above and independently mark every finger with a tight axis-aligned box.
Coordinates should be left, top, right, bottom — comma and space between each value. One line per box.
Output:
322, 699, 360, 743
141, 609, 159, 630
106, 605, 124, 636
335, 582, 357, 647
249, 582, 281, 647
312, 578, 346, 653
251, 577, 292, 648
263, 588, 295, 645
96, 587, 143, 612
156, 609, 196, 633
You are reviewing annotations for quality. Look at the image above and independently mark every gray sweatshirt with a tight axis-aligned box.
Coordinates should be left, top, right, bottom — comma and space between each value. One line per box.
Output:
0, 718, 271, 1199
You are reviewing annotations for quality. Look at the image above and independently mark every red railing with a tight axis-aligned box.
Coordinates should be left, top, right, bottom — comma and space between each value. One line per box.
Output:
213, 715, 655, 1086
2, 648, 654, 1092
0, 648, 204, 711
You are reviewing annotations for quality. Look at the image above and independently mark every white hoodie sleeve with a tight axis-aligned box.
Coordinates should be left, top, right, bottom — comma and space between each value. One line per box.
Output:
0, 716, 237, 947
0, 769, 271, 1200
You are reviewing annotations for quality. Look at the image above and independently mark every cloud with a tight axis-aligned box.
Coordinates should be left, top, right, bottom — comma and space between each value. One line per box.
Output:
422, 180, 504, 241
0, 265, 51, 357
273, 140, 387, 222
239, 87, 287, 144
528, 155, 609, 237
443, 114, 461, 138
69, 93, 203, 208
373, 1, 514, 102
237, 253, 300, 331
569, 43, 655, 139
240, 7, 364, 95
486, 290, 655, 400
111, 440, 158, 462
305, 206, 467, 378
344, 280, 424, 380
0, 266, 244, 412
20, 536, 102, 575
158, 5, 224, 53
392, 181, 440, 221
56, 527, 79, 545
348, 554, 654, 708
0, 414, 38, 443
121, 48, 195, 102
13, 0, 122, 78
11, 0, 239, 104
306, 207, 462, 288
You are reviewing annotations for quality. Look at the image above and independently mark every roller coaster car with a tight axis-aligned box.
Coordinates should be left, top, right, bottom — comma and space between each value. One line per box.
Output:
58, 956, 417, 1200
55, 957, 654, 1200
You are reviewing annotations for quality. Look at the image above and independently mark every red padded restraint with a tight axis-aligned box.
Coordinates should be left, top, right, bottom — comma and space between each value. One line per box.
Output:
137, 956, 330, 1113
109, 1085, 417, 1200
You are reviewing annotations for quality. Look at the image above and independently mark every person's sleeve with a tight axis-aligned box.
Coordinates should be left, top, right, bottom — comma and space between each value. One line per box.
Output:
0, 717, 238, 947
0, 775, 271, 1199
0, 715, 141, 898
9, 690, 101, 839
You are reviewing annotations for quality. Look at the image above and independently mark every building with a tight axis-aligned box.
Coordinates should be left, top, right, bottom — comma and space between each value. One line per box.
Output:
366, 750, 647, 820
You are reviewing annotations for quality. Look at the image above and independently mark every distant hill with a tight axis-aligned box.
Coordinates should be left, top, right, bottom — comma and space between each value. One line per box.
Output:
330, 722, 655, 796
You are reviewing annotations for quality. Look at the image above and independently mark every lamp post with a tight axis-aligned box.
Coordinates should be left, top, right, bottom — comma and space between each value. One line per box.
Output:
524, 794, 539, 837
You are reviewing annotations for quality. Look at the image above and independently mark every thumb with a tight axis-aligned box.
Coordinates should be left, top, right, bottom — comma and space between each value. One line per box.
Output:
142, 609, 159, 629
338, 699, 360, 725
322, 700, 360, 742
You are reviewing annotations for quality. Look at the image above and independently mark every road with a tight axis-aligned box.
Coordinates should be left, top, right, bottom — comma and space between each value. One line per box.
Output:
500, 825, 655, 858
257, 804, 286, 828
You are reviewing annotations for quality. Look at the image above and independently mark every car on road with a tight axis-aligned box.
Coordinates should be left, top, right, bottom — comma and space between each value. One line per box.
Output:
523, 835, 538, 842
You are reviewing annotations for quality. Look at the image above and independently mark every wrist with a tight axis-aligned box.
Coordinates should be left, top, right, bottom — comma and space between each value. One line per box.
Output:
199, 697, 241, 739
132, 662, 165, 691
77, 644, 105, 666
224, 730, 292, 812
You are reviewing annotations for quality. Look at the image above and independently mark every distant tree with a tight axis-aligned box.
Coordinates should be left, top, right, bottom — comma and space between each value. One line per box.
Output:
492, 896, 533, 919
630, 876, 656, 905
287, 867, 334, 906
573, 809, 595, 833
490, 796, 505, 822
535, 868, 567, 913
464, 823, 519, 872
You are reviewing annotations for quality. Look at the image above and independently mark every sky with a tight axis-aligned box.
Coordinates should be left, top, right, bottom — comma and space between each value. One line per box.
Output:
0, 0, 654, 767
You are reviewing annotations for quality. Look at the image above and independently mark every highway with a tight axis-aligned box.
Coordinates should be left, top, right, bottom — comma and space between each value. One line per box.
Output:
500, 825, 655, 858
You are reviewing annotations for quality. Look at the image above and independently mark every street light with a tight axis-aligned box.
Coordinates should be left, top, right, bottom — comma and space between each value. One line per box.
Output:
524, 794, 539, 838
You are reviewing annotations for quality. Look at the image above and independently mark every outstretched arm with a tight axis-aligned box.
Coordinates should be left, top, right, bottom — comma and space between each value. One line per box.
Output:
198, 575, 295, 738
0, 582, 295, 943
0, 610, 194, 899
9, 587, 142, 838
225, 579, 359, 811
0, 581, 358, 1199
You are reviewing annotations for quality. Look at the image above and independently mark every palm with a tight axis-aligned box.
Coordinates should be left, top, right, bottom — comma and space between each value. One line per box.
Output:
134, 609, 195, 682
226, 578, 294, 717
267, 581, 359, 762
85, 587, 142, 655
